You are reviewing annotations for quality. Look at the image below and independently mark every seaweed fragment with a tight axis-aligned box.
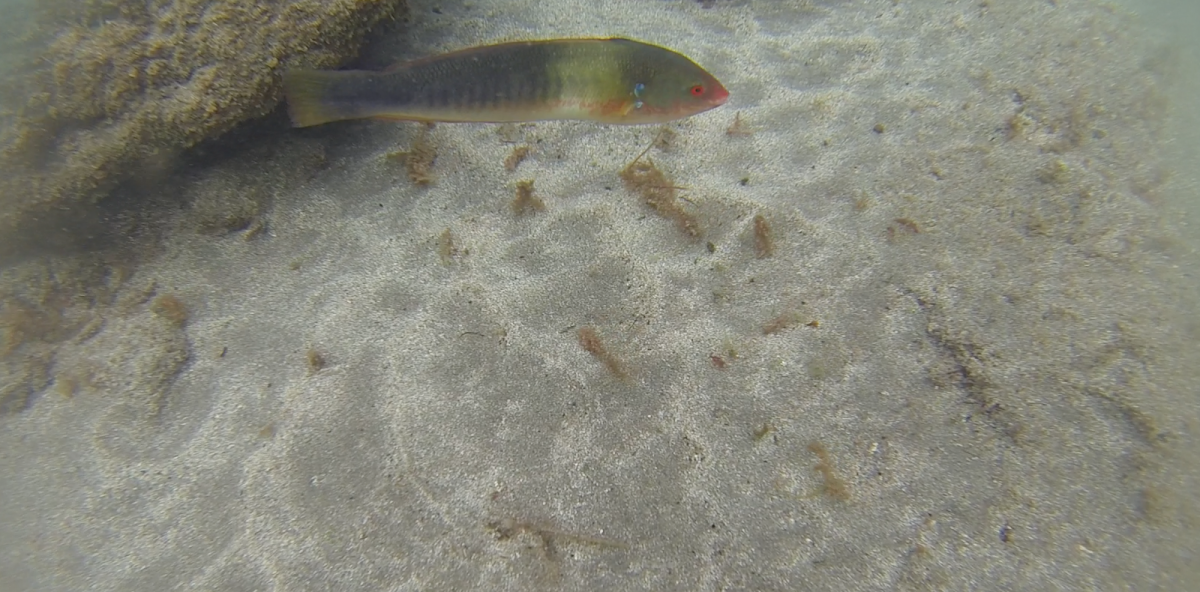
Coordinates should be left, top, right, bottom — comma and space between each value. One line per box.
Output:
437, 228, 459, 265
752, 422, 775, 442
306, 348, 326, 373
808, 441, 850, 501
1006, 111, 1033, 140
1037, 159, 1070, 184
886, 217, 922, 242
504, 145, 532, 171
387, 123, 437, 185
620, 141, 701, 239
726, 111, 752, 136
853, 193, 873, 212
151, 294, 188, 327
577, 326, 629, 382
653, 126, 678, 151
762, 311, 802, 335
241, 218, 266, 241
512, 179, 545, 215
752, 214, 774, 258
487, 517, 628, 567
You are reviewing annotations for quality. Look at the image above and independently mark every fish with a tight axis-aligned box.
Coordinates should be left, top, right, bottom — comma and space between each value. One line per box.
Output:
281, 37, 728, 127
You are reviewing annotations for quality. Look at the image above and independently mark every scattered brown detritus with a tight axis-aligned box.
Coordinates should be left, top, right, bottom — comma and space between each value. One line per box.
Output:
504, 145, 532, 171
887, 217, 922, 242
852, 193, 873, 212
894, 218, 921, 234
151, 294, 188, 327
653, 126, 678, 151
496, 123, 535, 144
258, 423, 276, 439
1, 265, 187, 416
1006, 111, 1033, 140
577, 326, 629, 382
726, 111, 752, 136
1037, 158, 1070, 184
710, 354, 726, 369
496, 123, 520, 143
53, 376, 80, 399
762, 311, 802, 335
408, 124, 438, 185
512, 179, 545, 215
752, 422, 775, 442
242, 218, 266, 241
720, 340, 740, 361
892, 218, 916, 234
487, 518, 628, 562
437, 228, 459, 265
388, 123, 437, 185
305, 348, 326, 373
910, 514, 937, 560
808, 441, 850, 501
752, 214, 774, 258
620, 144, 702, 239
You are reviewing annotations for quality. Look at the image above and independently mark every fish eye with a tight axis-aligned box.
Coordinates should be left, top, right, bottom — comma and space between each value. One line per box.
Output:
689, 85, 705, 96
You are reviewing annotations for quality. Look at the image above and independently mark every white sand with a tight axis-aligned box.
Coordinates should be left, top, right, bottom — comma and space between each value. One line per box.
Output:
2, 0, 1199, 590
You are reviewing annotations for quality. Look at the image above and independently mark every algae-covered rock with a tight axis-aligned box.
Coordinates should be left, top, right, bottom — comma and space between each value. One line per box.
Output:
0, 0, 406, 258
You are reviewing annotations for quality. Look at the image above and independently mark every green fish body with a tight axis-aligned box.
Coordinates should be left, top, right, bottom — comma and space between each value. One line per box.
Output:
282, 38, 728, 127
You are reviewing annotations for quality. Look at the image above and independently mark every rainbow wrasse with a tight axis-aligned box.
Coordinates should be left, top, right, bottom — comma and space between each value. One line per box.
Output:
282, 37, 728, 127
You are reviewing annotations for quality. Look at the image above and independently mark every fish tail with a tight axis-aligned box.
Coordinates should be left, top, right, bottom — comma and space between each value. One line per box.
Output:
282, 69, 364, 128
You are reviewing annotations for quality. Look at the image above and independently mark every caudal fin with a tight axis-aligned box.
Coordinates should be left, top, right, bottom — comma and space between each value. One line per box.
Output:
281, 69, 362, 128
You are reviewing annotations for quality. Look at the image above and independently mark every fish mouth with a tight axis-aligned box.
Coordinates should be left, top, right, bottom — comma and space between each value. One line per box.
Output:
710, 82, 730, 106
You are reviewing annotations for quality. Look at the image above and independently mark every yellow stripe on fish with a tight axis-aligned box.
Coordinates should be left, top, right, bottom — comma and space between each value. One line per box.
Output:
282, 38, 729, 127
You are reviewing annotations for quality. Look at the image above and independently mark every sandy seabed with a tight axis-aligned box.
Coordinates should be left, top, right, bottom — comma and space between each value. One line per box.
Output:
2, 0, 1199, 590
